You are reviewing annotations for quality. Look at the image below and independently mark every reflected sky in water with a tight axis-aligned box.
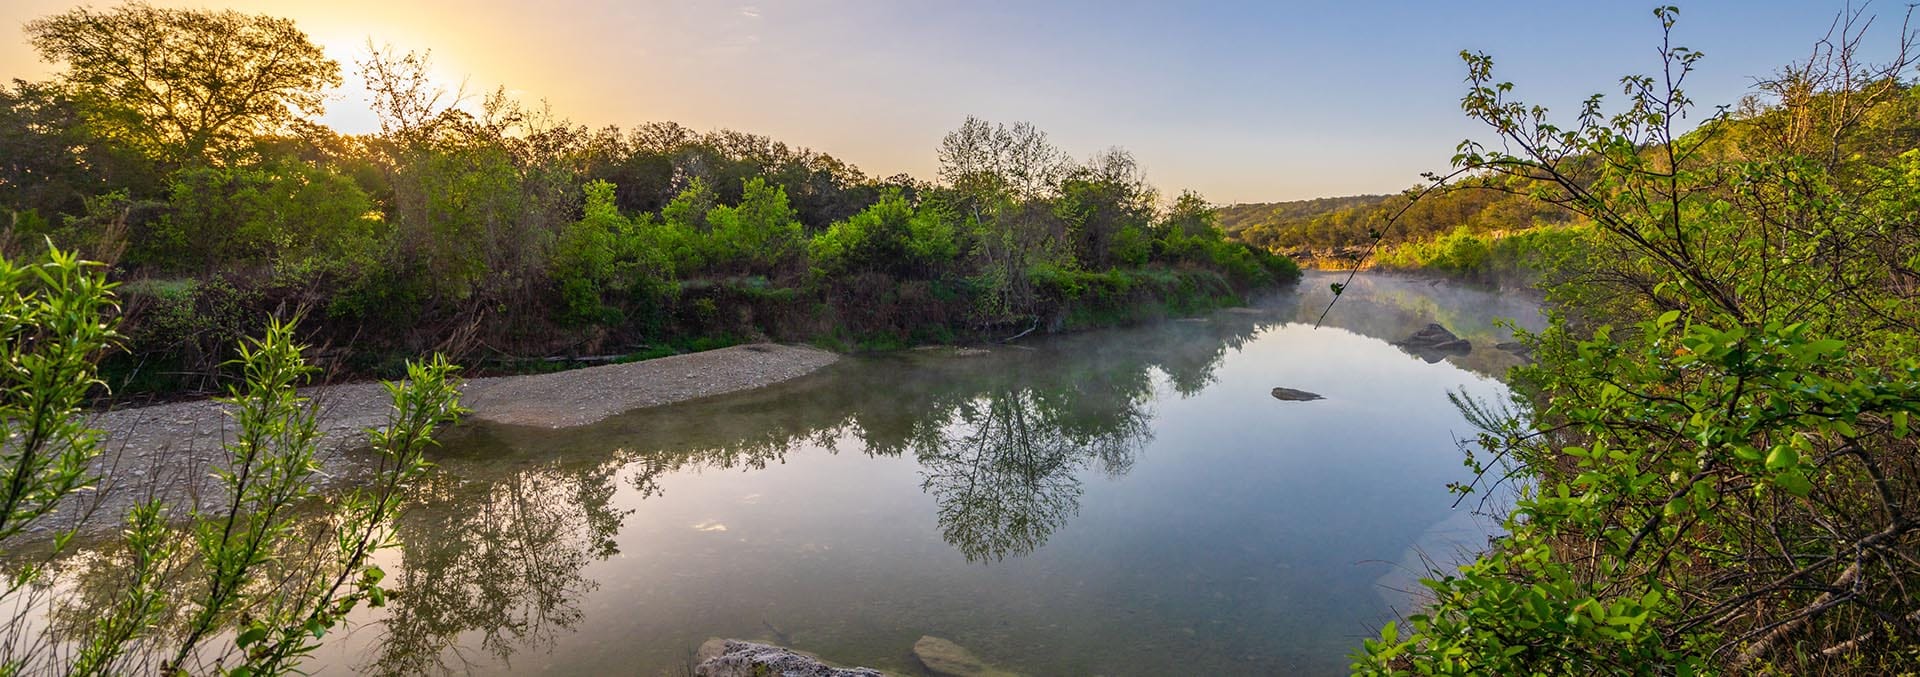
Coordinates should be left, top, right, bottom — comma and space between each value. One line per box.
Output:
280, 273, 1540, 675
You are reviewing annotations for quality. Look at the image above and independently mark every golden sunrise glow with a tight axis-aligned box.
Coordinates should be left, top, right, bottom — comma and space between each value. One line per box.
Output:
0, 0, 1876, 201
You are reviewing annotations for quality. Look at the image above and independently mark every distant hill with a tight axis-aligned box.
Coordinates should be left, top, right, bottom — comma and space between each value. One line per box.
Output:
1224, 176, 1583, 253
1217, 194, 1393, 234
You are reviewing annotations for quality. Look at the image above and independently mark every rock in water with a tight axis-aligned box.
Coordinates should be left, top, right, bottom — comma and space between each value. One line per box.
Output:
912, 636, 1023, 677
1393, 323, 1473, 362
1398, 323, 1463, 347
695, 639, 884, 677
693, 638, 730, 666
1270, 387, 1325, 402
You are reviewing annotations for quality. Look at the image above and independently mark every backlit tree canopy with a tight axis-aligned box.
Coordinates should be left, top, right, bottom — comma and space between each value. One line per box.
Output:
25, 2, 341, 163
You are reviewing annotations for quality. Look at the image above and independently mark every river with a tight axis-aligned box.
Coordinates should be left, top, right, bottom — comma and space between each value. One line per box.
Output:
48, 272, 1546, 675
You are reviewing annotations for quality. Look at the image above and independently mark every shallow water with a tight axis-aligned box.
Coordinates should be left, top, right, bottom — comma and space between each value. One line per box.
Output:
294, 272, 1541, 675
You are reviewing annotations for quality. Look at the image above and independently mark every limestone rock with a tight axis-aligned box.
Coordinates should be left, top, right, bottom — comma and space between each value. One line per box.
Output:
693, 638, 729, 666
694, 639, 884, 677
1270, 387, 1324, 402
912, 636, 1022, 677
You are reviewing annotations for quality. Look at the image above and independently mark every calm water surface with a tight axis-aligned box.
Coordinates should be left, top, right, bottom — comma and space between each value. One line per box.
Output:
303, 272, 1541, 676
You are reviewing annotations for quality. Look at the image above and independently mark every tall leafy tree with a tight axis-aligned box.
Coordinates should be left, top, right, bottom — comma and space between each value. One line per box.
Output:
25, 2, 342, 163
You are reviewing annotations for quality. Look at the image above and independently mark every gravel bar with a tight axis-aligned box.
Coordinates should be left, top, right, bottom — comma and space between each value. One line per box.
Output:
51, 343, 839, 535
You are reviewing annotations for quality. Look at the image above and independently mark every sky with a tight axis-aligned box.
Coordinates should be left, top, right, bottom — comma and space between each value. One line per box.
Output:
0, 1, 1891, 203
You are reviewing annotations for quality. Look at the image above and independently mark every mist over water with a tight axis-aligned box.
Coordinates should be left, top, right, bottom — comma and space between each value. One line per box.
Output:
74, 273, 1544, 675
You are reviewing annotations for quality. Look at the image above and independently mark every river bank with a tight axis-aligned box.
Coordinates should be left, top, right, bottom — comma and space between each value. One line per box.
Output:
49, 343, 839, 536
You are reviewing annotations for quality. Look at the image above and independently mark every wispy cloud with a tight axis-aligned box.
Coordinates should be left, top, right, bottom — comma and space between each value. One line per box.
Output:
736, 5, 762, 19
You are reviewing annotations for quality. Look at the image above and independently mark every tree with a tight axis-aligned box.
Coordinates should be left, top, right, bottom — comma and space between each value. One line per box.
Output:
141, 160, 379, 274
25, 2, 342, 163
705, 177, 807, 277
1356, 7, 1920, 674
938, 116, 1069, 203
1054, 148, 1156, 268
809, 187, 958, 279
0, 79, 161, 221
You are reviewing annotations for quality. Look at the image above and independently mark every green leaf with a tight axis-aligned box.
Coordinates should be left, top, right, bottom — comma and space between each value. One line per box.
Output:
1764, 445, 1798, 471
1774, 470, 1812, 497
1803, 338, 1845, 356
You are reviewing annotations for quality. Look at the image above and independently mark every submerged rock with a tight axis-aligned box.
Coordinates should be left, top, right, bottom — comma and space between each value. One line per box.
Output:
912, 636, 1022, 677
1270, 387, 1325, 402
694, 639, 885, 677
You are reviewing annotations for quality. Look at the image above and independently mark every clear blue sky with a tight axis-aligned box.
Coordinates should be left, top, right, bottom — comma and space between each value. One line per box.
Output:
0, 1, 1891, 202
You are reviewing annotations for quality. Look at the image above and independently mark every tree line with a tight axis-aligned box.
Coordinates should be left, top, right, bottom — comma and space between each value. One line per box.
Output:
0, 3, 1298, 395
1229, 174, 1586, 255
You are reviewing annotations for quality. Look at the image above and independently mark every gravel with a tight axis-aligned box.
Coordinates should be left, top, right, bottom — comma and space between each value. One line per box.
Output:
46, 343, 839, 536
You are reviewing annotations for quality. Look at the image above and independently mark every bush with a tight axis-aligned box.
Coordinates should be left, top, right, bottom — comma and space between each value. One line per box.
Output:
808, 188, 957, 279
703, 177, 807, 278
552, 180, 673, 326
138, 161, 378, 274
0, 245, 467, 675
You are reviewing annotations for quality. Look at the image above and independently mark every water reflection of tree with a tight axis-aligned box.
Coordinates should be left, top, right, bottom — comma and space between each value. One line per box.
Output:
343, 307, 1270, 670
17, 294, 1543, 672
1283, 273, 1543, 378
365, 460, 627, 675
916, 386, 1151, 562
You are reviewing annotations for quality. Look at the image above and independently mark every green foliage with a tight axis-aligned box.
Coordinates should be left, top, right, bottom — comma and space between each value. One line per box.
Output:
0, 245, 119, 545
0, 244, 465, 675
1216, 194, 1391, 235
552, 180, 672, 325
808, 188, 958, 279
113, 276, 265, 391
1372, 225, 1592, 283
660, 176, 717, 231
25, 3, 341, 163
1028, 264, 1237, 330
3, 6, 1301, 381
140, 161, 378, 274
0, 79, 162, 220
1142, 191, 1300, 288
1359, 8, 1920, 674
702, 177, 807, 277
1361, 317, 1920, 675
1234, 175, 1582, 253
413, 144, 525, 301
234, 353, 464, 675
